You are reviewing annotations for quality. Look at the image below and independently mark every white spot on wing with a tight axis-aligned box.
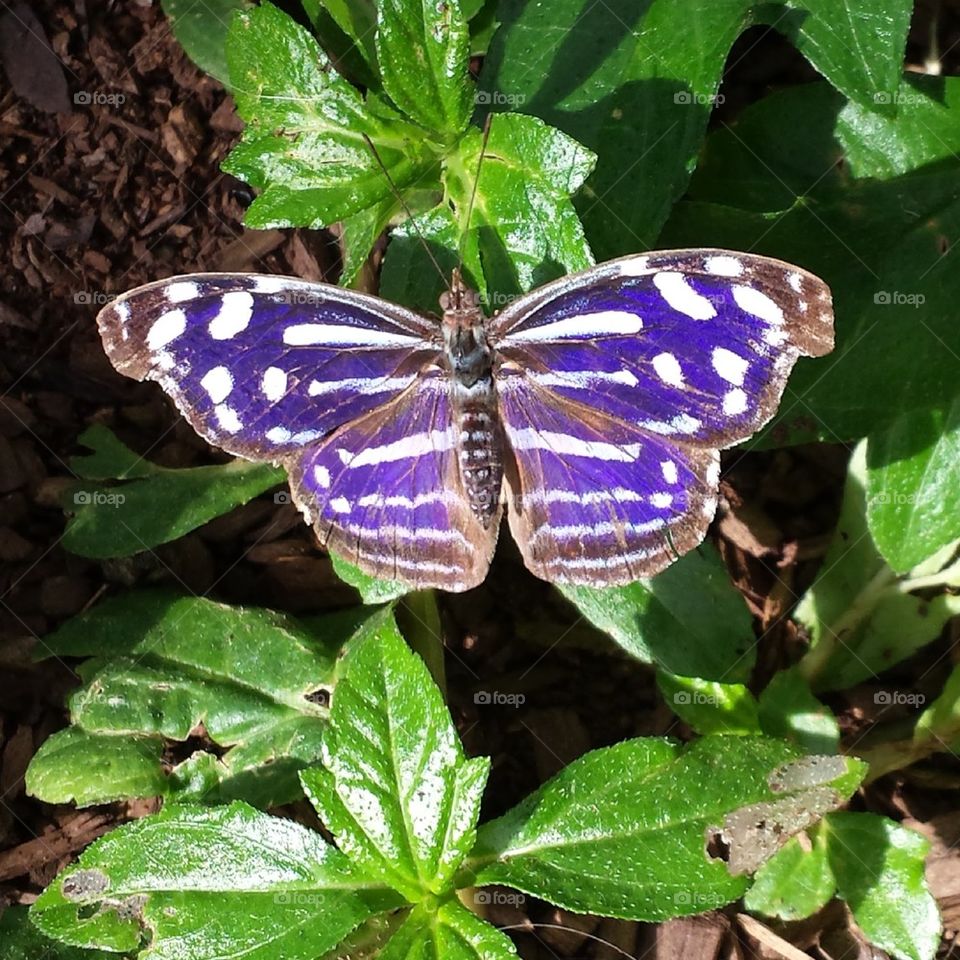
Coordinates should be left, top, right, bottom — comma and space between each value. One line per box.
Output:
509, 310, 643, 342
266, 427, 291, 444
617, 256, 651, 276
733, 285, 784, 326
308, 375, 413, 396
650, 492, 673, 508
262, 366, 288, 402
146, 309, 186, 349
253, 276, 288, 294
284, 324, 420, 347
200, 365, 233, 404
661, 460, 678, 484
703, 255, 743, 277
652, 352, 684, 387
214, 404, 242, 433
527, 369, 639, 390
505, 427, 641, 461
723, 388, 748, 415
788, 272, 803, 292
341, 429, 455, 467
637, 413, 701, 436
313, 465, 331, 487
653, 271, 717, 320
209, 291, 254, 340
711, 347, 749, 386
329, 496, 351, 513
116, 301, 131, 323
166, 281, 200, 303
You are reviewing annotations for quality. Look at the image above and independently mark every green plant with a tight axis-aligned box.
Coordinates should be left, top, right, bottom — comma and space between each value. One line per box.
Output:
16, 0, 960, 958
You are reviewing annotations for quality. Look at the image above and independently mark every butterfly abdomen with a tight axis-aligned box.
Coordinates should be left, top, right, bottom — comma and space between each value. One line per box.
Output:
453, 381, 502, 527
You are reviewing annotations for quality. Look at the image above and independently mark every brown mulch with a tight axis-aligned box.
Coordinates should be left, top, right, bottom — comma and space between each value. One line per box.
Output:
1, 2, 960, 959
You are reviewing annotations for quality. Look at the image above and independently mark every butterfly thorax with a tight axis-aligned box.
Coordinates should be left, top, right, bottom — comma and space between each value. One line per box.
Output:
440, 273, 502, 528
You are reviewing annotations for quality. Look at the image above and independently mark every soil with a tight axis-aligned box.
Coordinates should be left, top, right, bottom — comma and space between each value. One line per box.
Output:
1, 2, 959, 958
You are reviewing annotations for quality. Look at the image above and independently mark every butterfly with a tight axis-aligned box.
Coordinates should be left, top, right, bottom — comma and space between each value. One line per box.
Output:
97, 249, 833, 592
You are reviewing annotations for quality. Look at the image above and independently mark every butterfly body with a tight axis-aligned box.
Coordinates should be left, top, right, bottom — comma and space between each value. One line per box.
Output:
441, 270, 503, 527
97, 249, 834, 592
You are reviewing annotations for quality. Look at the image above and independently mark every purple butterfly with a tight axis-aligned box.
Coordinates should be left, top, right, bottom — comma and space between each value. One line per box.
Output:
97, 250, 833, 592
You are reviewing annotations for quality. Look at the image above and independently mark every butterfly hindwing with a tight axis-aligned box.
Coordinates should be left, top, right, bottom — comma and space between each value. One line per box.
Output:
287, 366, 499, 592
490, 248, 833, 449
97, 273, 441, 459
499, 370, 719, 583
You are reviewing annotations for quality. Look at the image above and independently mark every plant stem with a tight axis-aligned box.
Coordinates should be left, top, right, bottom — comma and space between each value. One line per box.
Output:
398, 589, 447, 697
796, 567, 898, 685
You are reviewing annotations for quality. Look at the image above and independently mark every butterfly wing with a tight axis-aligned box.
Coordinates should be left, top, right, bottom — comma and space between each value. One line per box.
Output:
489, 248, 833, 448
490, 248, 833, 584
287, 366, 500, 591
97, 273, 441, 459
498, 370, 719, 583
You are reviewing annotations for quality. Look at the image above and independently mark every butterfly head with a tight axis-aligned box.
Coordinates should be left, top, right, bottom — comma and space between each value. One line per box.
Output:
440, 269, 491, 387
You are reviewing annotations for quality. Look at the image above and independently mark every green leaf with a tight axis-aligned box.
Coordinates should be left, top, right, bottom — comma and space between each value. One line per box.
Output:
796, 443, 960, 691
381, 112, 595, 314
224, 2, 439, 233
669, 77, 960, 444
379, 204, 484, 316
339, 195, 400, 286
161, 0, 251, 83
330, 551, 411, 602
27, 729, 168, 807
303, 616, 490, 900
559, 544, 755, 682
63, 426, 283, 559
866, 398, 960, 572
306, 0, 378, 77
25, 591, 380, 807
914, 663, 960, 748
380, 901, 518, 960
755, 0, 912, 111
31, 802, 402, 959
745, 826, 835, 921
826, 813, 940, 960
0, 906, 126, 960
758, 667, 840, 755
463, 736, 864, 921
376, 0, 472, 137
480, 1, 910, 260
657, 674, 760, 735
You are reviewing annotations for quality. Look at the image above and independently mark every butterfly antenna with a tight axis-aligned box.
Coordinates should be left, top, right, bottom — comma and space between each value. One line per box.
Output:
458, 113, 493, 273
360, 133, 451, 292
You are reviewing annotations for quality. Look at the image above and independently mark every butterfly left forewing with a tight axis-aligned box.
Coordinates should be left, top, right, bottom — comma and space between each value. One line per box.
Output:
287, 366, 500, 592
97, 273, 441, 460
